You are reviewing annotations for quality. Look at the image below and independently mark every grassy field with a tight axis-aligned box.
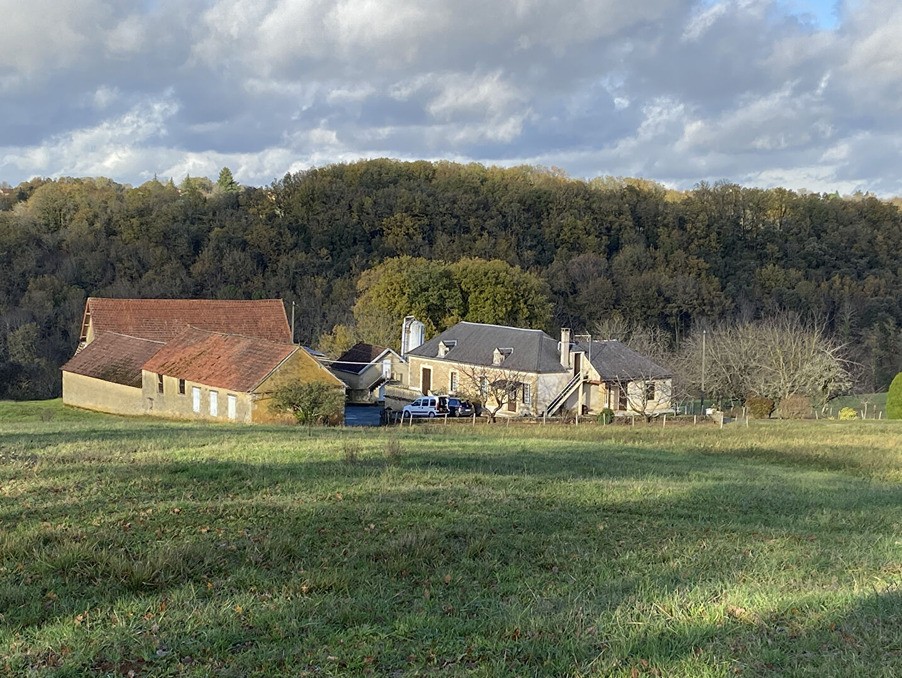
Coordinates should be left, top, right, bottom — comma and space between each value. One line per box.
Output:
1, 401, 900, 676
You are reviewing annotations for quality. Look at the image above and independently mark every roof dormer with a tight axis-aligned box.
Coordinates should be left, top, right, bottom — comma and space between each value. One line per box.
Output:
493, 347, 513, 366
437, 340, 457, 358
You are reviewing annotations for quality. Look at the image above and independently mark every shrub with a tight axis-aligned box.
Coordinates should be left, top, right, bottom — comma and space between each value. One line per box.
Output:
888, 372, 902, 420
597, 408, 614, 425
777, 394, 812, 419
746, 395, 775, 419
838, 407, 858, 421
273, 380, 345, 429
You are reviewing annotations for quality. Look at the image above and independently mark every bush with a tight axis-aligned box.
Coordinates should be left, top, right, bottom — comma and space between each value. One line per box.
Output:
777, 394, 812, 419
597, 408, 614, 425
888, 372, 902, 420
273, 380, 345, 428
838, 407, 858, 421
746, 395, 775, 419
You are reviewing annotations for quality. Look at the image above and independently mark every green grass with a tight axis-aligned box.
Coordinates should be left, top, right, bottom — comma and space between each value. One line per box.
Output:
1, 401, 900, 676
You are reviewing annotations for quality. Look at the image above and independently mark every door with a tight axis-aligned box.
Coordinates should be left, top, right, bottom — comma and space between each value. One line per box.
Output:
227, 394, 237, 420
618, 383, 628, 411
192, 386, 201, 413
209, 390, 218, 417
573, 352, 582, 377
507, 385, 518, 412
421, 367, 432, 395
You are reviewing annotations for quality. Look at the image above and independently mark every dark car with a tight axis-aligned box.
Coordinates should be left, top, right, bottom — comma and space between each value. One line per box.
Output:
448, 398, 475, 417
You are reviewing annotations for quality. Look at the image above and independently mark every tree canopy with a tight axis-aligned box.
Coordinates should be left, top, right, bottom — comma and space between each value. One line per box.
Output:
0, 161, 900, 398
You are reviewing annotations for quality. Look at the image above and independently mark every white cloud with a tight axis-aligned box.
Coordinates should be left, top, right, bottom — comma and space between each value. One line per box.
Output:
1, 0, 902, 195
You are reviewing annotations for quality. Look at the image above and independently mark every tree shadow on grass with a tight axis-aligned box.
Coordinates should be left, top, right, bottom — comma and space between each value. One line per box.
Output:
1, 450, 899, 675
607, 588, 902, 676
2, 422, 900, 674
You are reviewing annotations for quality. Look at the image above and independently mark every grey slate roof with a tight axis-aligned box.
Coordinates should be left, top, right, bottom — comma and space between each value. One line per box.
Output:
578, 340, 671, 380
407, 322, 567, 374
332, 342, 392, 374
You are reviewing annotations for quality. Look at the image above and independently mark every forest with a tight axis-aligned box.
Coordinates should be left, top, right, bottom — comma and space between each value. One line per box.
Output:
0, 159, 900, 399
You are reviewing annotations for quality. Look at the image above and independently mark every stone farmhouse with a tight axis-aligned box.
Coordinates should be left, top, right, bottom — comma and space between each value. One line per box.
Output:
403, 321, 672, 418
61, 298, 344, 423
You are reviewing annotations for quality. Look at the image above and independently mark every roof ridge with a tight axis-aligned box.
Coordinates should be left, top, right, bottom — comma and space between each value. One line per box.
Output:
178, 324, 296, 346
459, 320, 544, 332
101, 331, 166, 345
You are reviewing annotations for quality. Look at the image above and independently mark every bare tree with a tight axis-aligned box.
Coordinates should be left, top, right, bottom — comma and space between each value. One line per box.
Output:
677, 315, 852, 412
457, 364, 528, 422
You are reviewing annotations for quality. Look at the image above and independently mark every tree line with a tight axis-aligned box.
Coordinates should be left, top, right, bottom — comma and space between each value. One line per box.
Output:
0, 159, 900, 399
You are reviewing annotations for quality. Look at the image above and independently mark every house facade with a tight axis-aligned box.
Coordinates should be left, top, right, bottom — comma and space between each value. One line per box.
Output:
402, 321, 673, 418
404, 322, 572, 416
573, 339, 673, 416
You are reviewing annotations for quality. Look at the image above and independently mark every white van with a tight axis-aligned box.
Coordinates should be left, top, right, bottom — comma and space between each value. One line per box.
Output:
402, 396, 447, 418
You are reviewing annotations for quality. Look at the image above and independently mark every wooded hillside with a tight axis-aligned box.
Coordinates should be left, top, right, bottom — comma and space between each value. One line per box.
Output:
1, 160, 900, 398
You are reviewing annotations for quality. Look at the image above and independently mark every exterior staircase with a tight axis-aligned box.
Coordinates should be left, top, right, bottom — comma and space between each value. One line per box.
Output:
544, 372, 587, 417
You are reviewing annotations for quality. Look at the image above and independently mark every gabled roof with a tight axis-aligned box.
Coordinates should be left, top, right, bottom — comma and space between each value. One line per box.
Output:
61, 332, 164, 388
142, 326, 299, 392
82, 298, 292, 344
331, 342, 395, 375
407, 322, 567, 374
578, 340, 672, 380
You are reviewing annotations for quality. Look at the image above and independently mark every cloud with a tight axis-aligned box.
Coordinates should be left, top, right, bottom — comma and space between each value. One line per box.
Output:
1, 0, 901, 195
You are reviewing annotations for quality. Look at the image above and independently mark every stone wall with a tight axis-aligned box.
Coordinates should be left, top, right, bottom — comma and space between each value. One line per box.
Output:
62, 372, 145, 416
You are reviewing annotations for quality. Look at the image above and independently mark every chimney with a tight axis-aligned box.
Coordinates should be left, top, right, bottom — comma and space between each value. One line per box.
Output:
401, 316, 425, 357
560, 328, 571, 369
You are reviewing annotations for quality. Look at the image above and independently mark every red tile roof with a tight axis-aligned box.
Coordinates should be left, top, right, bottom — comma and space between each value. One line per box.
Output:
61, 333, 165, 387
142, 327, 298, 392
83, 298, 291, 344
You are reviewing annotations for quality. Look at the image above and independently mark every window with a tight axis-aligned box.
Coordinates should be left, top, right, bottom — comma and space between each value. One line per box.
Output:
522, 383, 532, 405
192, 386, 201, 413
227, 394, 237, 420
209, 390, 219, 417
178, 379, 186, 395
449, 371, 458, 393
646, 381, 656, 401
157, 374, 164, 394
479, 376, 489, 396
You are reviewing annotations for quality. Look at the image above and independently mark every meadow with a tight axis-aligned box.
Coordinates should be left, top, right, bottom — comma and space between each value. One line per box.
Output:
1, 401, 900, 676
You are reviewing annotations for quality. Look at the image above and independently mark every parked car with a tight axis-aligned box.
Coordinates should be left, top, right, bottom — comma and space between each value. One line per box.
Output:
402, 396, 448, 418
448, 398, 475, 417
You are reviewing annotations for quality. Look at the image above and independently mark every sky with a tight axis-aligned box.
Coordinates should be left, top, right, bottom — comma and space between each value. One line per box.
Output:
1, 0, 900, 195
